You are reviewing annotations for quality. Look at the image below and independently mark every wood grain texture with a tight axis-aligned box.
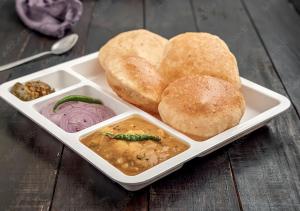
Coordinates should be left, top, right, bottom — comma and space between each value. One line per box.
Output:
86, 0, 144, 53
51, 147, 148, 211
0, 0, 31, 83
51, 0, 148, 210
145, 1, 240, 210
0, 1, 96, 210
242, 0, 300, 115
149, 150, 240, 211
192, 0, 300, 209
0, 1, 62, 210
0, 0, 299, 210
0, 103, 62, 210
145, 0, 196, 38
8, 0, 97, 81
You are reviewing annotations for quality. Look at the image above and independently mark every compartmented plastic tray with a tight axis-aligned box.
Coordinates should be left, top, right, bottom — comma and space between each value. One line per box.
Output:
0, 52, 290, 191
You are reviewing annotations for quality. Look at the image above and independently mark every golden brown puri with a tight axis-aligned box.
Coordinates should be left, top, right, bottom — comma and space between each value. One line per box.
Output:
106, 56, 166, 114
99, 29, 168, 72
158, 32, 241, 88
158, 75, 245, 141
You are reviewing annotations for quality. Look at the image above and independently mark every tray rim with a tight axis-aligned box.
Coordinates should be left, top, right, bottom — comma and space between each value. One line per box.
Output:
0, 52, 291, 187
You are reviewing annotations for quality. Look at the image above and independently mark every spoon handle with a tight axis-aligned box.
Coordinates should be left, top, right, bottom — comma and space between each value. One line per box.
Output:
0, 51, 52, 72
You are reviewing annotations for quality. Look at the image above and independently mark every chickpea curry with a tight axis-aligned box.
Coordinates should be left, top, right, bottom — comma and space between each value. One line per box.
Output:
80, 116, 189, 176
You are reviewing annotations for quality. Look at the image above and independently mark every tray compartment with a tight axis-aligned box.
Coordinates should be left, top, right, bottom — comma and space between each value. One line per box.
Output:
77, 112, 191, 178
34, 70, 81, 90
71, 57, 112, 91
33, 85, 131, 133
34, 85, 130, 114
19, 70, 80, 91
79, 113, 192, 146
240, 82, 280, 123
7, 70, 81, 102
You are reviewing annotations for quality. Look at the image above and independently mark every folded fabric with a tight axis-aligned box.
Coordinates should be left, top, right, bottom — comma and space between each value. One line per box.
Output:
16, 0, 82, 38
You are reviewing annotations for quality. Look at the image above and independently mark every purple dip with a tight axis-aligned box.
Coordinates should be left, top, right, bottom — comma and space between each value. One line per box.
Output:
40, 101, 115, 133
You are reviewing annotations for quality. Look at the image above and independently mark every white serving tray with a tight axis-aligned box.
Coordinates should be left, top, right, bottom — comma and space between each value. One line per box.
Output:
0, 52, 290, 191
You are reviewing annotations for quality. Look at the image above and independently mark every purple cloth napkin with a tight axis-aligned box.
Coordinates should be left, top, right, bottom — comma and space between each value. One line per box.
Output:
16, 0, 83, 38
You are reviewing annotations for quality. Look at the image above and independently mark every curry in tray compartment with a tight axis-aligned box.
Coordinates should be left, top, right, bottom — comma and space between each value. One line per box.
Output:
80, 116, 189, 176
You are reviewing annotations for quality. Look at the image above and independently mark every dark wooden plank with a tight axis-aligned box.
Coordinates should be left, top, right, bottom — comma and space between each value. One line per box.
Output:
0, 1, 62, 210
192, 0, 300, 209
51, 1, 148, 210
0, 102, 63, 211
145, 0, 196, 38
86, 0, 145, 53
242, 0, 300, 115
8, 0, 96, 81
0, 0, 31, 83
149, 149, 240, 210
51, 147, 148, 211
0, 1, 96, 210
145, 0, 241, 210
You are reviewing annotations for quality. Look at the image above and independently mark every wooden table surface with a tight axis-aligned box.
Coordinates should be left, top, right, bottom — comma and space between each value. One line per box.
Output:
1, 0, 300, 210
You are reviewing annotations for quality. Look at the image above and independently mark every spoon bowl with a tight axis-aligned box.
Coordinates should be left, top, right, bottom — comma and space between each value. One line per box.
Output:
51, 34, 79, 55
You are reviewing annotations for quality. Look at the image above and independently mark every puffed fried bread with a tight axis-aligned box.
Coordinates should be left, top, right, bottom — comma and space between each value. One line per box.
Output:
158, 75, 245, 140
158, 32, 241, 88
106, 56, 166, 114
99, 29, 168, 72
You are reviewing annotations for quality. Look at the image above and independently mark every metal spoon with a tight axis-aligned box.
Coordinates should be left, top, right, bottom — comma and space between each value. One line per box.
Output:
0, 34, 79, 72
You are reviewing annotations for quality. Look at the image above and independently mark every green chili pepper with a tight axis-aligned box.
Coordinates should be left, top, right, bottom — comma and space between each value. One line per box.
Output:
105, 132, 161, 142
53, 95, 102, 111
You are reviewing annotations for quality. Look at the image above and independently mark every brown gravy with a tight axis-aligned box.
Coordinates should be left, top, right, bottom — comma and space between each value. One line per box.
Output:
80, 116, 189, 175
